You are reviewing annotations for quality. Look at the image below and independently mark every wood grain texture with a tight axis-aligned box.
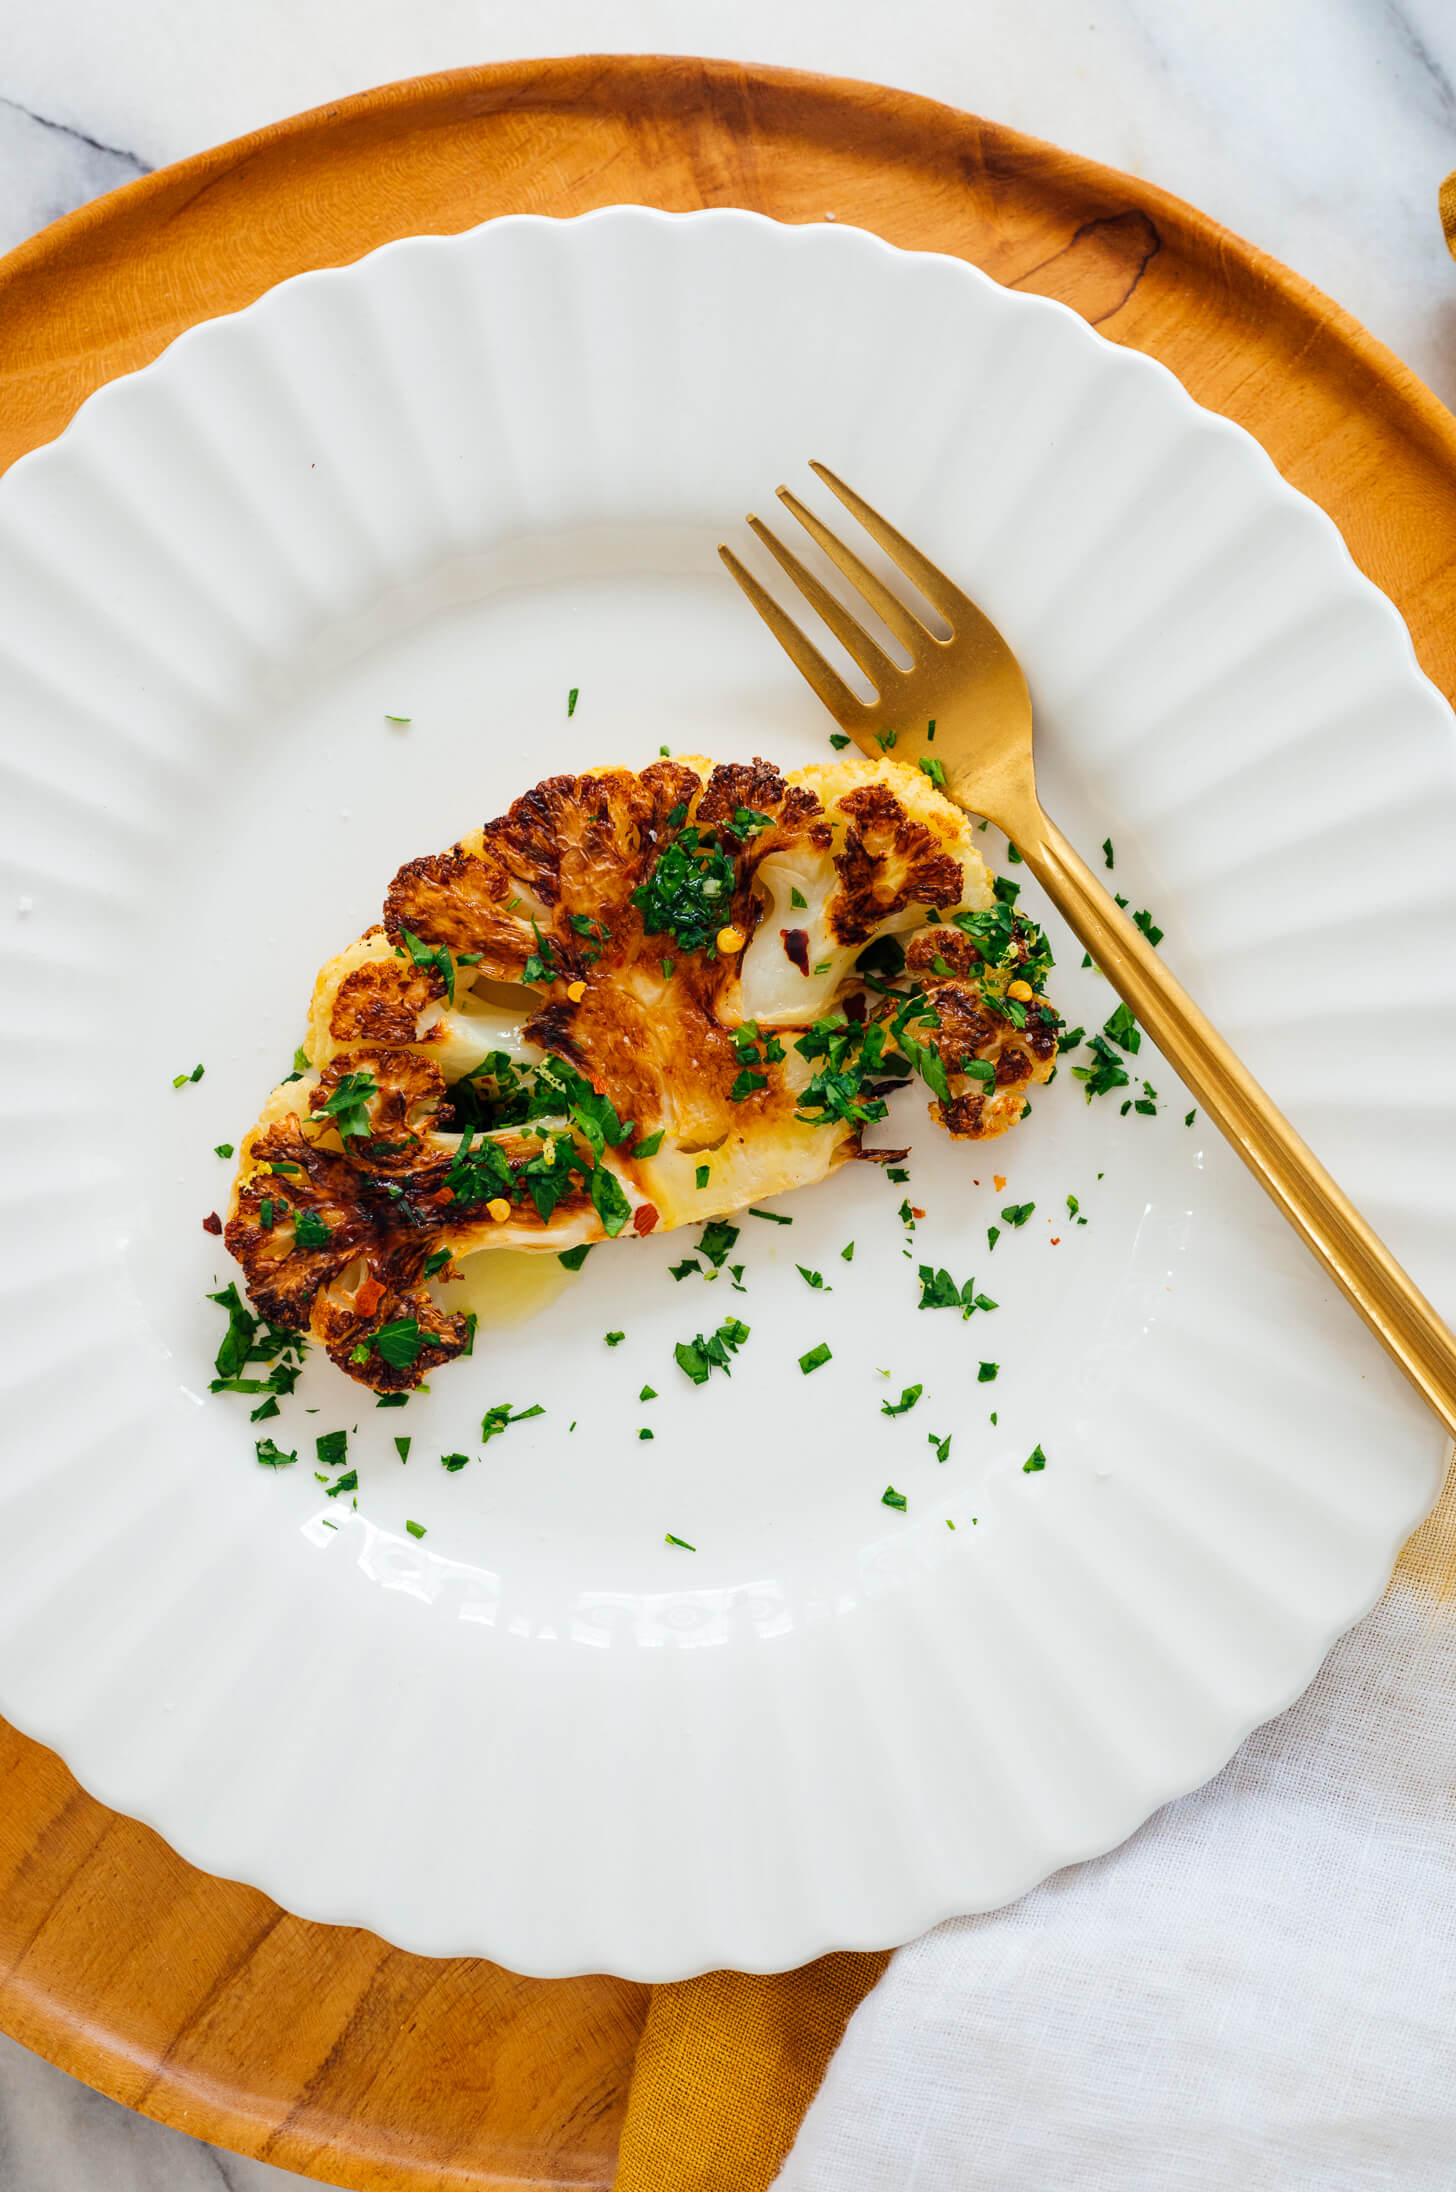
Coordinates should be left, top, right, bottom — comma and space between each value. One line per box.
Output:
2, 52, 1455, 2192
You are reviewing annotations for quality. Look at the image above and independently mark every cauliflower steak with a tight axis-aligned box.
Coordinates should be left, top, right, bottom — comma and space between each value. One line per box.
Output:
225, 754, 1061, 1391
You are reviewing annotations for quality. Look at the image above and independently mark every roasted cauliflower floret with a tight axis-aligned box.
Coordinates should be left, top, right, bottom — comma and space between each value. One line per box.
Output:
225, 753, 1061, 1391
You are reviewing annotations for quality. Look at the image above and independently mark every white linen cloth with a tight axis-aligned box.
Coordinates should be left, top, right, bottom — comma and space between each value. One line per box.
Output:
776, 1568, 1456, 2190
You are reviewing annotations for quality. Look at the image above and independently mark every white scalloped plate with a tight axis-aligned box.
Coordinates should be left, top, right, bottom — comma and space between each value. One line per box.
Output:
0, 209, 1452, 1981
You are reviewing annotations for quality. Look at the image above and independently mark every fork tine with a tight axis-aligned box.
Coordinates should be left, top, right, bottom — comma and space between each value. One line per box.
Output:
746, 514, 901, 691
775, 487, 932, 655
809, 460, 976, 626
718, 545, 871, 726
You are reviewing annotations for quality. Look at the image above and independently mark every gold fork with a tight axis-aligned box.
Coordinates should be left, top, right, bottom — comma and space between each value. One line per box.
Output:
721, 461, 1456, 1440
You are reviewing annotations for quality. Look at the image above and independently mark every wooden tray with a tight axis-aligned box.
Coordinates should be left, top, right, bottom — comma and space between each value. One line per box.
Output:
3, 54, 1455, 2192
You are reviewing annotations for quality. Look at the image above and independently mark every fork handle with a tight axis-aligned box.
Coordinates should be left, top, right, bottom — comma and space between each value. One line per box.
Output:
1007, 799, 1456, 1442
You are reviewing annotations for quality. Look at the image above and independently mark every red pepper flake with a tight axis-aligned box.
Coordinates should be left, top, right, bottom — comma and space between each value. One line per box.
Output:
910, 1206, 926, 1221
1050, 1236, 1061, 1246
993, 1174, 1007, 1192
201, 1211, 222, 1235
354, 1275, 386, 1317
432, 1186, 455, 1205
632, 1202, 660, 1237
781, 927, 810, 975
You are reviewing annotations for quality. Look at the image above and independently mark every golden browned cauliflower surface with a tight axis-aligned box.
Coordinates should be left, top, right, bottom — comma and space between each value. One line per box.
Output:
225, 754, 1061, 1391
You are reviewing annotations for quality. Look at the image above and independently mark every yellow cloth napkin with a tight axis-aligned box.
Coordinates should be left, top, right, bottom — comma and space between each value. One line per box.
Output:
613, 1952, 890, 2190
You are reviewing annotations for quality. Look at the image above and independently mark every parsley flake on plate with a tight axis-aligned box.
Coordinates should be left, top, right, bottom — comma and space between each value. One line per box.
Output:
665, 1533, 696, 1550
882, 1485, 908, 1511
675, 1318, 750, 1385
881, 1384, 922, 1417
405, 1520, 426, 1539
1023, 1445, 1047, 1474
481, 1402, 544, 1442
798, 1342, 832, 1375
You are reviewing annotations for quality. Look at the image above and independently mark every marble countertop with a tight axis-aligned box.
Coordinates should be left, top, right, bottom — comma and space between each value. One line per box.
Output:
1, 3, 1454, 2187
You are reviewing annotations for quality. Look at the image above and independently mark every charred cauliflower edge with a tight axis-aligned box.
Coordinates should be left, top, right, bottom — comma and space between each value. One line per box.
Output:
223, 754, 1062, 1393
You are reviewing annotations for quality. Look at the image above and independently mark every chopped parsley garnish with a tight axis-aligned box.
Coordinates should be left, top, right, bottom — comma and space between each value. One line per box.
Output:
748, 1206, 791, 1224
1070, 1034, 1131, 1100
1007, 844, 1023, 863
881, 1485, 908, 1511
557, 1243, 593, 1270
1001, 1202, 1034, 1228
881, 1384, 922, 1416
986, 1225, 1000, 1252
1103, 1002, 1141, 1055
698, 1221, 740, 1268
394, 1436, 411, 1462
728, 806, 773, 839
630, 820, 739, 955
569, 912, 611, 962
1023, 1445, 1046, 1474
829, 733, 851, 750
675, 1318, 750, 1384
317, 1068, 378, 1140
441, 1452, 471, 1472
1133, 908, 1163, 947
295, 1209, 333, 1250
669, 1258, 701, 1281
798, 1342, 832, 1374
522, 921, 559, 984
928, 1431, 952, 1463
926, 719, 936, 741
789, 886, 808, 909
172, 1064, 205, 1088
695, 1164, 710, 1189
665, 1533, 696, 1550
385, 713, 412, 724
875, 730, 898, 752
729, 1070, 766, 1104
405, 1520, 426, 1538
1186, 1109, 1197, 1127
259, 1199, 275, 1231
255, 1438, 297, 1469
887, 1167, 909, 1185
376, 1393, 408, 1409
978, 1361, 999, 1383
1057, 1025, 1085, 1055
841, 1241, 854, 1262
400, 926, 455, 1003
316, 1430, 348, 1467
1102, 838, 1115, 868
250, 1396, 280, 1423
729, 1264, 746, 1291
918, 755, 947, 788
1066, 1193, 1080, 1220
793, 1008, 914, 1128
639, 1385, 657, 1402
631, 1129, 665, 1158
917, 1266, 995, 1318
481, 1401, 544, 1442
214, 1143, 234, 1159
638, 1428, 654, 1441
567, 686, 579, 716
371, 1318, 425, 1370
589, 1164, 633, 1236
605, 1330, 625, 1347
797, 1265, 828, 1290
325, 1469, 358, 1498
